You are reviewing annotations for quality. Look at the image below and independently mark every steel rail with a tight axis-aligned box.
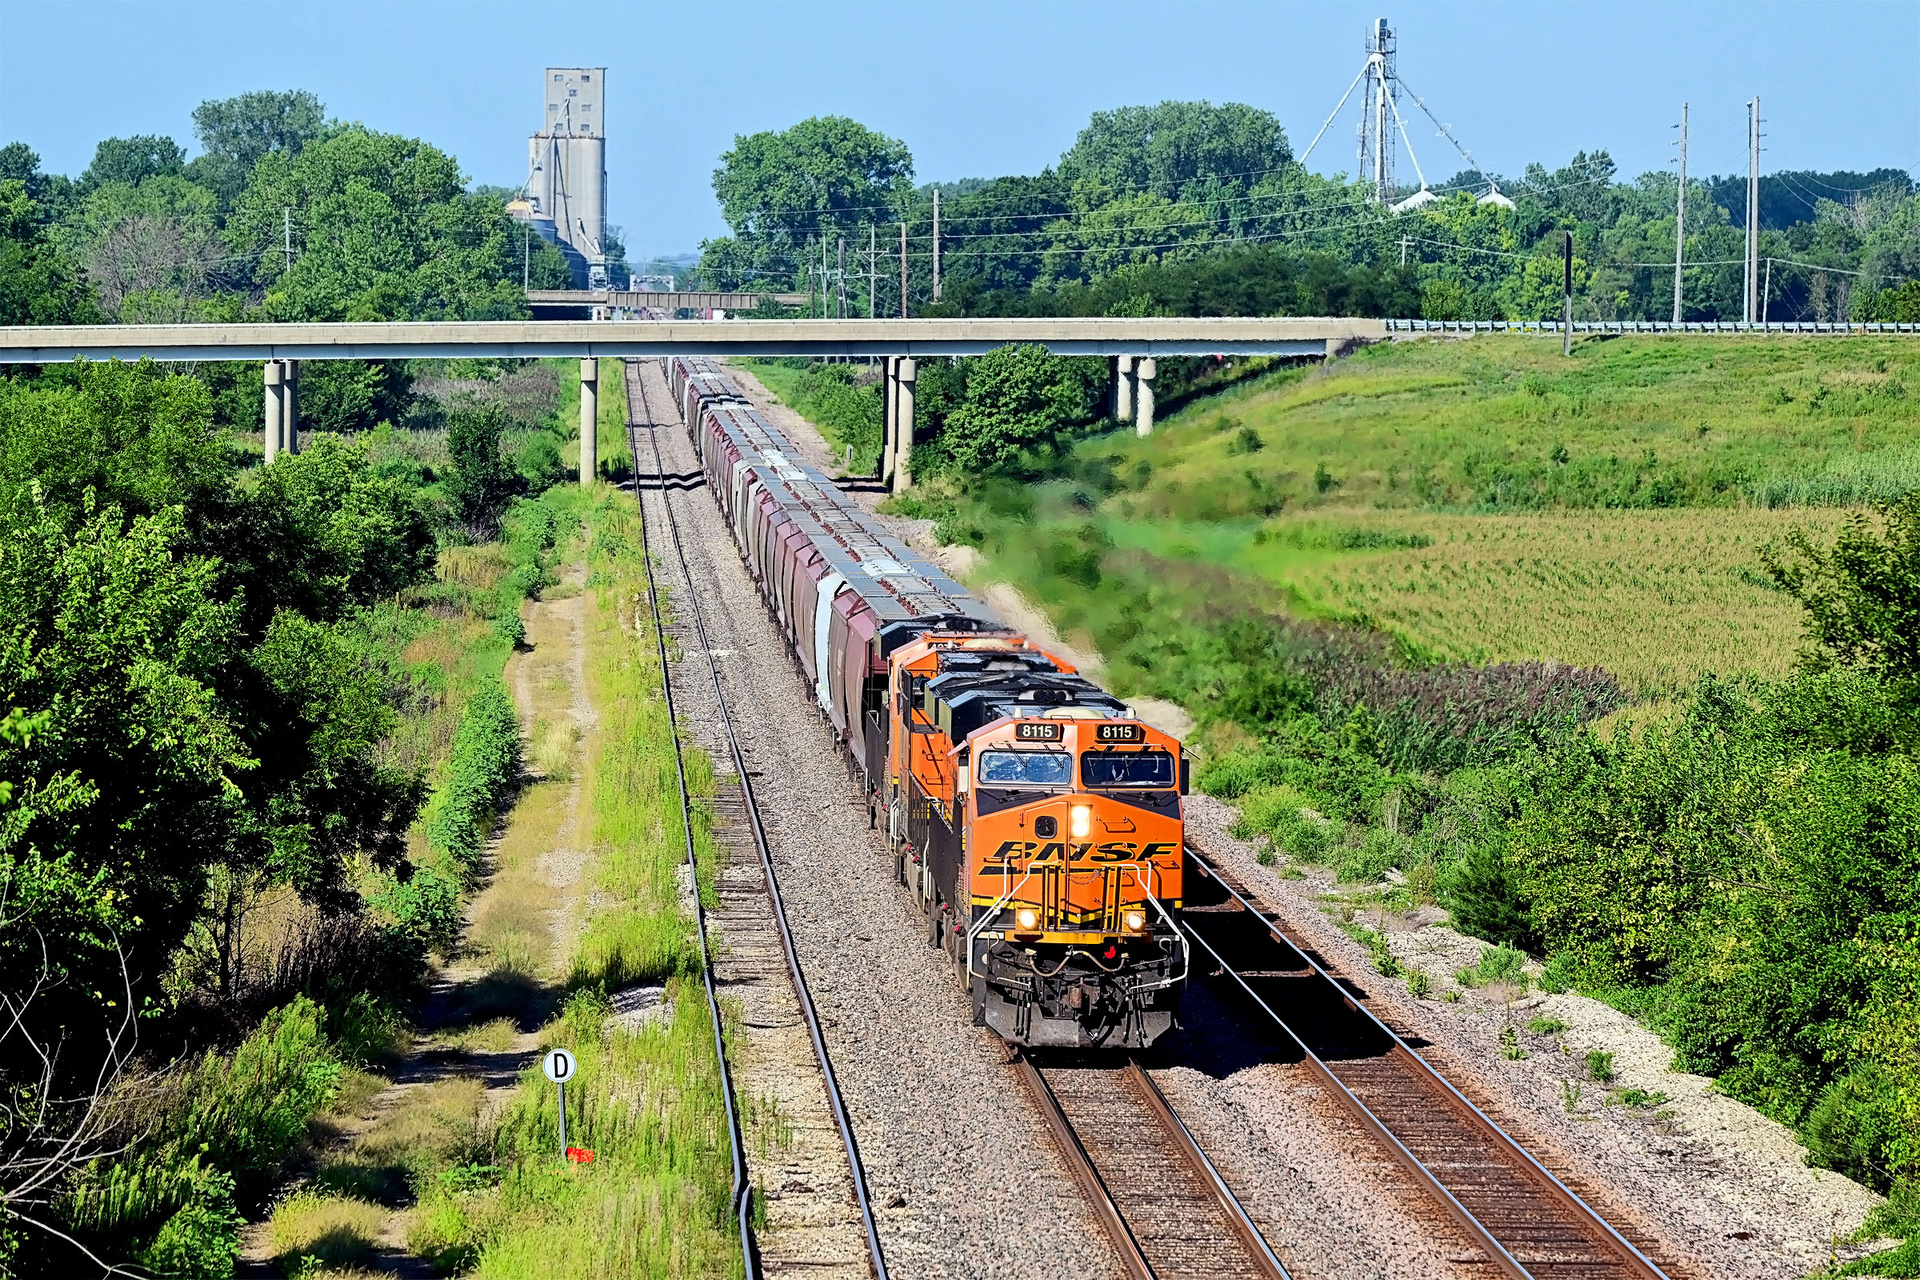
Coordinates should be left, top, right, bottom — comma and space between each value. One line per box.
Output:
1011, 1052, 1155, 1280
1012, 1051, 1291, 1280
624, 384, 758, 1278
630, 361, 891, 1280
1182, 843, 1669, 1280
1123, 1061, 1293, 1280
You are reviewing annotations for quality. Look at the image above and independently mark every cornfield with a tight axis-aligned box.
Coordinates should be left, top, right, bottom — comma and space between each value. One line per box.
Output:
1258, 508, 1853, 695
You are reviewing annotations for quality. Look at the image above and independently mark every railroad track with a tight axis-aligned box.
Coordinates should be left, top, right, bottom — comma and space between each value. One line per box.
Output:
626, 360, 888, 1280
1180, 841, 1679, 1280
1016, 1051, 1291, 1280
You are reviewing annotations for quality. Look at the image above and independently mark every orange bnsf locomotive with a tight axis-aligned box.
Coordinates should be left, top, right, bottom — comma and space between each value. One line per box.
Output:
667, 357, 1188, 1048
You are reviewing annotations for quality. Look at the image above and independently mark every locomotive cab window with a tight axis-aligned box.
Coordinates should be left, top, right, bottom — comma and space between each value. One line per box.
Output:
1082, 750, 1176, 788
976, 750, 1071, 787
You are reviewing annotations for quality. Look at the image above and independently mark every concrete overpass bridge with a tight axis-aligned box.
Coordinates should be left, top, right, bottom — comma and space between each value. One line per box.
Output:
0, 317, 1379, 364
11, 313, 1902, 482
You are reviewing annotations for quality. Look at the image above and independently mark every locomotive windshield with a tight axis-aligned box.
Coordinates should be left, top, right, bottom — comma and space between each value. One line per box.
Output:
977, 750, 1072, 786
1082, 750, 1176, 787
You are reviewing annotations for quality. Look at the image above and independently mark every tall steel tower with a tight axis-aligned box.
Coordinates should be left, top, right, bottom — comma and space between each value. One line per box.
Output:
1357, 19, 1397, 205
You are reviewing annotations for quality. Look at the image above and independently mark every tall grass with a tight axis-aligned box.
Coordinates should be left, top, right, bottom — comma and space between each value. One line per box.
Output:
406, 488, 738, 1277
1751, 445, 1920, 507
61, 999, 341, 1276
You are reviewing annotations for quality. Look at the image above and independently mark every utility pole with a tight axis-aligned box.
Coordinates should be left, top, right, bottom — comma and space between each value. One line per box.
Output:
822, 236, 830, 320
1562, 231, 1574, 356
1762, 256, 1772, 325
899, 221, 908, 319
1398, 234, 1409, 267
523, 224, 531, 290
1746, 96, 1761, 323
1672, 103, 1687, 324
868, 224, 876, 319
932, 187, 941, 303
283, 207, 293, 274
837, 235, 847, 319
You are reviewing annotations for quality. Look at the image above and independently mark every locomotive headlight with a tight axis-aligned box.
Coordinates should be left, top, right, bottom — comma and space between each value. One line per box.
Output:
1123, 909, 1147, 932
1015, 908, 1039, 931
1069, 804, 1092, 839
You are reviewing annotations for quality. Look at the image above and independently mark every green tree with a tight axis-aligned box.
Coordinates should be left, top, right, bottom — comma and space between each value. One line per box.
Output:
188, 89, 327, 209
1057, 100, 1292, 197
229, 126, 524, 321
296, 359, 415, 434
444, 403, 519, 537
0, 180, 100, 325
78, 135, 186, 191
941, 344, 1103, 473
706, 116, 913, 288
55, 175, 224, 320
237, 433, 435, 630
0, 142, 74, 219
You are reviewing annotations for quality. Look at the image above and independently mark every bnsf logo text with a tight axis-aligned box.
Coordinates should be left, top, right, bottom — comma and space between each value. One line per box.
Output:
987, 840, 1178, 863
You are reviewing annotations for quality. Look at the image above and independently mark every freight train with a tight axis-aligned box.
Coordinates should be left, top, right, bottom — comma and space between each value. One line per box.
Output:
664, 357, 1188, 1049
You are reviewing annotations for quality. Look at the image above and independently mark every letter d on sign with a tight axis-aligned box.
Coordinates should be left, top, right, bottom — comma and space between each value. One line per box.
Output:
543, 1048, 578, 1154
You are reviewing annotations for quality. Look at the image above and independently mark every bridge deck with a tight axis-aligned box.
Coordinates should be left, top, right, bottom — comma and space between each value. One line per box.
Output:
0, 317, 1374, 363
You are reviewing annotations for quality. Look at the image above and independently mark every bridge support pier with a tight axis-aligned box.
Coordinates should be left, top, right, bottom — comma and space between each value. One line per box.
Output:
1135, 358, 1157, 437
1112, 355, 1134, 423
283, 360, 298, 455
892, 358, 916, 493
579, 357, 598, 485
880, 356, 897, 484
262, 360, 284, 463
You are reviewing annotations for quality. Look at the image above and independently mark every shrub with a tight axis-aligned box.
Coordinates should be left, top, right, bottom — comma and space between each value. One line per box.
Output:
1406, 969, 1433, 998
1335, 825, 1412, 883
65, 999, 342, 1263
1586, 1049, 1617, 1083
1805, 1064, 1907, 1192
1441, 837, 1539, 951
136, 1168, 242, 1280
1454, 944, 1528, 990
425, 683, 523, 873
374, 862, 464, 957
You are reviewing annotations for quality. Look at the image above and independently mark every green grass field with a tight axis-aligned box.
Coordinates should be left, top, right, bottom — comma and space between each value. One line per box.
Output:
1094, 335, 1920, 521
1056, 334, 1916, 690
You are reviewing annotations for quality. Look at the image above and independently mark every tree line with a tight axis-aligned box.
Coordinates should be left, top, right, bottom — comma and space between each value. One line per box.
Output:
695, 103, 1920, 324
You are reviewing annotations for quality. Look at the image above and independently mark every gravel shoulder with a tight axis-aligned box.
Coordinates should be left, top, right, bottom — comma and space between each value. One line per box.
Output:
1184, 793, 1888, 1280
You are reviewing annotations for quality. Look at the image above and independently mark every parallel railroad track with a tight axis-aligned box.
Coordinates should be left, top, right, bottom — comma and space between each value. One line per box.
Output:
626, 361, 888, 1280
1181, 841, 1681, 1280
1016, 1051, 1292, 1280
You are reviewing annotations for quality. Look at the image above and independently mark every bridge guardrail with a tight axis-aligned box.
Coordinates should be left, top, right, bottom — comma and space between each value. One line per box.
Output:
1384, 319, 1919, 334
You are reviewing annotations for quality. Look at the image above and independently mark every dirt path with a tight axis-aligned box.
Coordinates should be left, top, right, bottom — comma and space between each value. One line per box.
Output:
239, 572, 598, 1278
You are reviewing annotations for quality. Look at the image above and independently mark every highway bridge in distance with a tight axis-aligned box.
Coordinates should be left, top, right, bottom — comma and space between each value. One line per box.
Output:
0, 317, 1377, 363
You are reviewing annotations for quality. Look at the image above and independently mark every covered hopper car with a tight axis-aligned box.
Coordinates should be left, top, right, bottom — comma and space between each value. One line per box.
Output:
664, 357, 1188, 1048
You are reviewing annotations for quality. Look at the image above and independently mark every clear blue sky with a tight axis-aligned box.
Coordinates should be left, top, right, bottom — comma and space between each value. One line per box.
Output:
2, 0, 1915, 260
